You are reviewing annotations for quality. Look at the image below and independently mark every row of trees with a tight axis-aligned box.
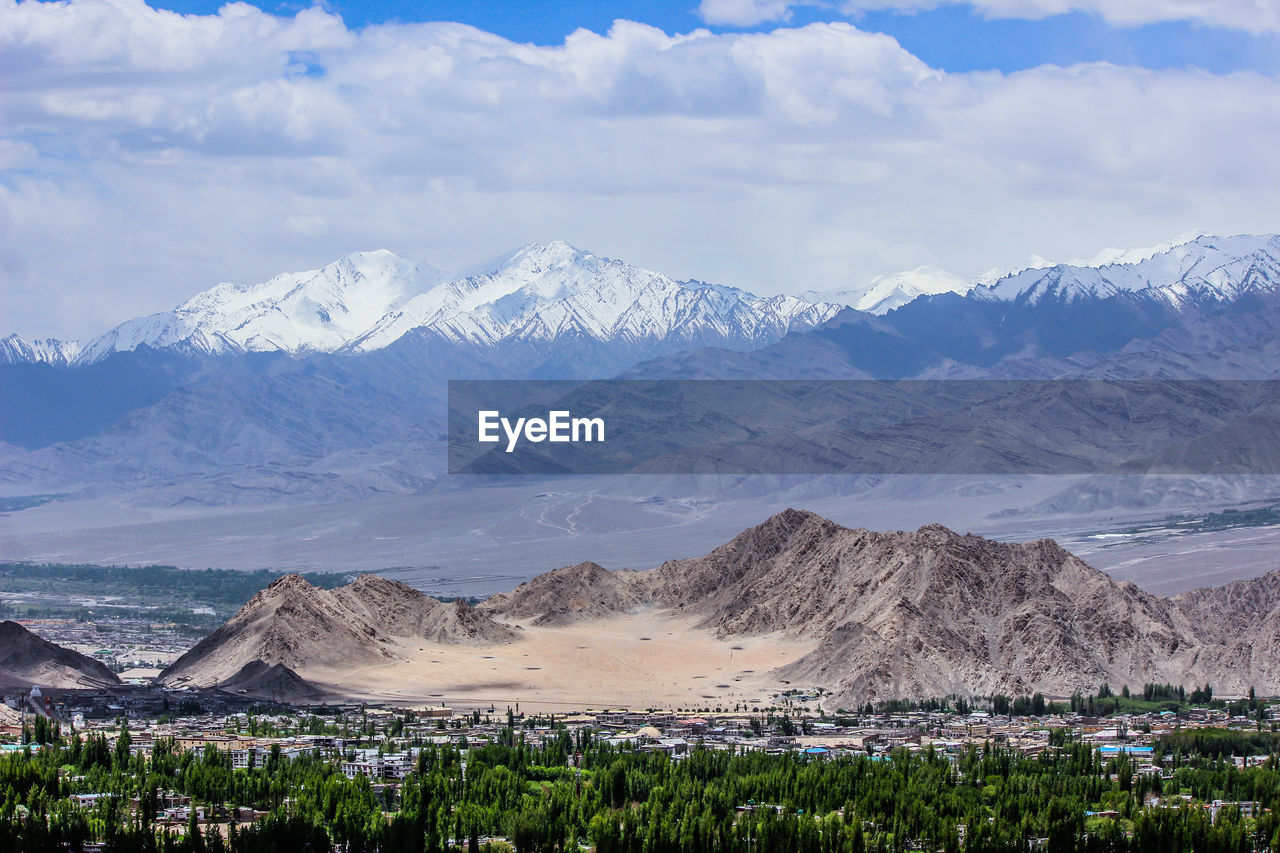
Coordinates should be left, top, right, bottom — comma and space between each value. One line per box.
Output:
4, 725, 1280, 851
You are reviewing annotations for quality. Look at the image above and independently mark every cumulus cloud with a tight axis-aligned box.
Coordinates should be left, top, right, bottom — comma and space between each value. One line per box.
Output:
698, 0, 796, 27
2, 0, 1280, 339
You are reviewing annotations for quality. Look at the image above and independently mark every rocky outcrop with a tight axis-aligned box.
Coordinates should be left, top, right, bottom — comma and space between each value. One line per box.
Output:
480, 562, 648, 626
1173, 570, 1280, 694
217, 659, 328, 702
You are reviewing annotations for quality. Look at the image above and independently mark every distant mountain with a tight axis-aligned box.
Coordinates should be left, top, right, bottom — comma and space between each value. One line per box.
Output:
794, 232, 1243, 317
6, 233, 1280, 504
804, 265, 974, 315
45, 242, 839, 367
0, 335, 81, 367
74, 250, 445, 364
479, 561, 648, 626
216, 660, 328, 702
158, 574, 518, 689
0, 242, 845, 495
635, 233, 1280, 381
347, 242, 837, 354
979, 233, 1280, 307
0, 621, 121, 689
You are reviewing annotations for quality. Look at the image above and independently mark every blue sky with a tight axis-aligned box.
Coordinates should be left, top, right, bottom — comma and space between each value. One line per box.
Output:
146, 0, 1280, 74
4, 0, 1280, 339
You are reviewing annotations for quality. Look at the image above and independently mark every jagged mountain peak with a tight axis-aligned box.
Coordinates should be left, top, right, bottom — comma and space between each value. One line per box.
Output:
978, 233, 1280, 306
73, 249, 445, 364
724, 507, 844, 546
804, 232, 1277, 318
0, 334, 82, 367
262, 573, 316, 594
459, 240, 588, 278
47, 242, 840, 366
346, 572, 419, 594
346, 242, 841, 353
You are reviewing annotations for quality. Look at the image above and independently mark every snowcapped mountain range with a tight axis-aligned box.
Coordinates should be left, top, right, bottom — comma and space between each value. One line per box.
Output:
343, 242, 835, 353
976, 233, 1280, 306
802, 232, 1277, 315
3, 242, 841, 367
72, 250, 446, 364
5, 231, 1280, 505
0, 335, 81, 367
5, 233, 1280, 368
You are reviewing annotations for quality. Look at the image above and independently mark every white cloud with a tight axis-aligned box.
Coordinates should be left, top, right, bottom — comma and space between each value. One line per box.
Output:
836, 0, 1280, 33
698, 0, 796, 26
2, 0, 1280, 339
699, 0, 1280, 33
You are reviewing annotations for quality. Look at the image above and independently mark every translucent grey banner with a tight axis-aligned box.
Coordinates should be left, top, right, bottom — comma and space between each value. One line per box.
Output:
447, 379, 1280, 475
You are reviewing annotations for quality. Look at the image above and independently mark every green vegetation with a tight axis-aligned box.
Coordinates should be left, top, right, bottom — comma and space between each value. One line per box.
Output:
3, 724, 1280, 852
0, 563, 352, 642
1094, 502, 1280, 543
863, 683, 1275, 725
1156, 730, 1280, 761
0, 562, 349, 612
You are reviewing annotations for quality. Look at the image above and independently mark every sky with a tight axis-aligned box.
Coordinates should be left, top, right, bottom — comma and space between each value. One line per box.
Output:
3, 0, 1280, 340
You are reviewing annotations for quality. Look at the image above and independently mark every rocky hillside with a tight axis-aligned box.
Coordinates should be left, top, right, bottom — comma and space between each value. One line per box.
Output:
1173, 570, 1280, 692
480, 561, 649, 626
648, 510, 1197, 701
166, 510, 1280, 704
159, 574, 518, 688
485, 509, 1272, 703
0, 621, 122, 689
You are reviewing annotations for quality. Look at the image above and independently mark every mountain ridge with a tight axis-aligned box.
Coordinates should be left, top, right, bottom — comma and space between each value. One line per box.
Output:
16, 233, 1277, 372
172, 509, 1280, 706
28, 241, 840, 367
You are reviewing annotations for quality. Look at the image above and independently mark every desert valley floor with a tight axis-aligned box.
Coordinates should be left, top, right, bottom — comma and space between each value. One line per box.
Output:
307, 612, 815, 712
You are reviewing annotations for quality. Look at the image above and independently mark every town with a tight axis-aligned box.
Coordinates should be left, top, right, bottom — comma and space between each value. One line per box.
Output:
3, 680, 1278, 851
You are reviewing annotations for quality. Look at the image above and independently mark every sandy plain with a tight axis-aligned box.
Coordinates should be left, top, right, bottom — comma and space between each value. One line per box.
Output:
304, 612, 818, 713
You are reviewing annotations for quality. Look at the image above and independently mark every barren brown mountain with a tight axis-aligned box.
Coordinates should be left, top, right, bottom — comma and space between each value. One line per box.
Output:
166, 510, 1280, 706
0, 620, 122, 689
159, 573, 517, 688
217, 659, 328, 702
646, 510, 1202, 699
479, 561, 648, 626
1174, 569, 1280, 692
484, 509, 1271, 703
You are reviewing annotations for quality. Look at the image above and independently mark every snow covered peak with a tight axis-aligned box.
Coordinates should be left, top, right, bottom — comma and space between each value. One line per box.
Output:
805, 265, 975, 315
977, 233, 1280, 306
455, 240, 583, 281
0, 334, 81, 366
75, 251, 445, 364
1072, 230, 1207, 269
59, 243, 841, 366
349, 243, 840, 352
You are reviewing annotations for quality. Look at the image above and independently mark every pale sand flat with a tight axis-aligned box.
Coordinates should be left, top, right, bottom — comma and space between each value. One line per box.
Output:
306, 612, 817, 712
